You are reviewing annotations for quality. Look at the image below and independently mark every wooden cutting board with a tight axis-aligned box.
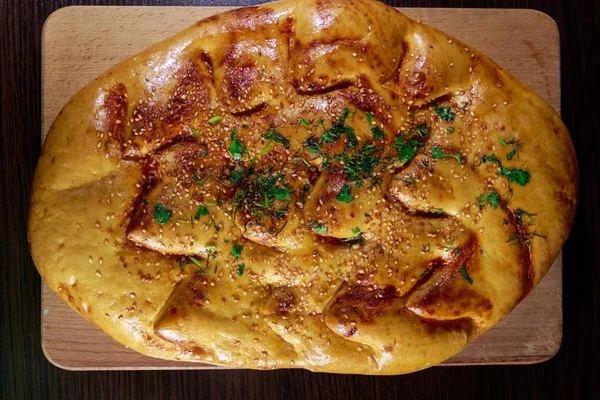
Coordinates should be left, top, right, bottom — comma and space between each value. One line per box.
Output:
40, 6, 563, 370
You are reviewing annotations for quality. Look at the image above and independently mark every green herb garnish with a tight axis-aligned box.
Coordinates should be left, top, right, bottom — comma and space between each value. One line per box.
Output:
188, 256, 203, 269
189, 127, 201, 137
208, 115, 221, 124
479, 153, 530, 186
448, 127, 455, 133
352, 227, 360, 234
293, 157, 311, 167
309, 221, 327, 234
301, 119, 310, 128
498, 137, 524, 160
507, 231, 545, 248
230, 244, 244, 259
366, 112, 373, 123
303, 136, 322, 154
236, 263, 245, 276
404, 176, 416, 185
459, 265, 473, 284
434, 104, 455, 121
232, 172, 291, 222
228, 169, 245, 184
431, 146, 463, 164
515, 209, 536, 226
408, 123, 431, 138
394, 136, 422, 164
229, 129, 245, 160
321, 108, 356, 147
195, 205, 209, 219
264, 128, 290, 149
142, 199, 149, 205
478, 191, 501, 209
333, 143, 382, 186
371, 126, 385, 140
499, 167, 530, 186
154, 202, 172, 224
337, 184, 354, 203
260, 142, 274, 156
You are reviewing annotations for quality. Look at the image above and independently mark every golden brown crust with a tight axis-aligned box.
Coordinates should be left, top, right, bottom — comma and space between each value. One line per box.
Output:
29, 0, 578, 374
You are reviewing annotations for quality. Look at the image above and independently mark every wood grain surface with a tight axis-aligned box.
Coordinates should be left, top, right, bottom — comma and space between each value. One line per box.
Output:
2, 0, 599, 399
40, 6, 563, 370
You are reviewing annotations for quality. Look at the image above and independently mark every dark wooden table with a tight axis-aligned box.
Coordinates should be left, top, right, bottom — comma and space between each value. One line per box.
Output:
1, 0, 598, 399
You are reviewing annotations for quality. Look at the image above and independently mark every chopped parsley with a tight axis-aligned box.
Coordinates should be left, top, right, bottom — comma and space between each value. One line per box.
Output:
371, 126, 385, 140
264, 128, 290, 149
448, 127, 455, 133
228, 168, 245, 184
232, 172, 291, 222
309, 221, 327, 234
229, 129, 245, 160
301, 118, 310, 128
366, 112, 373, 123
408, 123, 431, 138
434, 104, 455, 121
236, 263, 245, 276
333, 143, 382, 186
459, 265, 473, 284
230, 244, 244, 259
420, 270, 430, 279
352, 227, 360, 234
142, 199, 149, 205
478, 191, 501, 209
394, 136, 422, 164
189, 127, 201, 137
431, 145, 463, 164
498, 137, 525, 160
337, 184, 354, 203
208, 115, 221, 124
195, 205, 209, 219
480, 153, 530, 186
321, 108, 356, 147
500, 167, 530, 186
434, 208, 444, 215
303, 136, 322, 154
154, 202, 172, 224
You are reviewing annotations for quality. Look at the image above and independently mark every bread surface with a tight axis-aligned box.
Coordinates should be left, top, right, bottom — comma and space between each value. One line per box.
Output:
29, 0, 578, 374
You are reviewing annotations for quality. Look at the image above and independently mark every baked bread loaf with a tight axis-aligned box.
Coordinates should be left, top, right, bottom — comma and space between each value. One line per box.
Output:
29, 0, 578, 374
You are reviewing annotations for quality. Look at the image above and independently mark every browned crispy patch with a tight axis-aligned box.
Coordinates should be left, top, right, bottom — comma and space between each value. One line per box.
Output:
124, 59, 216, 157
328, 284, 397, 324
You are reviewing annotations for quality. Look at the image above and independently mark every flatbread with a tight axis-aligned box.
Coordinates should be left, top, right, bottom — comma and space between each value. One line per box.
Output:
29, 0, 578, 374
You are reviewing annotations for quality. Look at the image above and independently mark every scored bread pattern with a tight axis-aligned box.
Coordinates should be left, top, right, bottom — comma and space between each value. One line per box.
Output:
29, 0, 577, 374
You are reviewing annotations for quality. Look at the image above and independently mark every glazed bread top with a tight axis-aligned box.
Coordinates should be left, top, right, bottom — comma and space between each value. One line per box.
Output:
29, 0, 577, 374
